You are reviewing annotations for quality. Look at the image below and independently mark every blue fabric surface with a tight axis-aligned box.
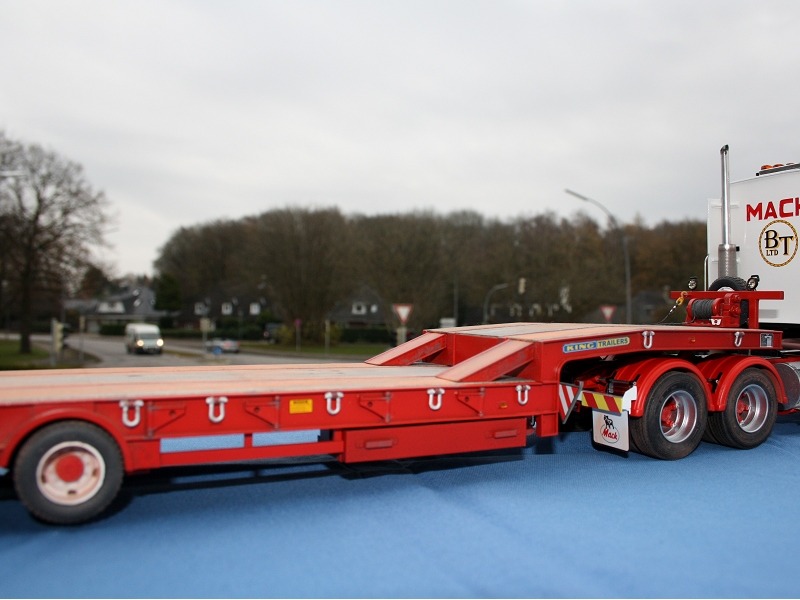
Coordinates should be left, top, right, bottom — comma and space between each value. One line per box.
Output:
2, 418, 800, 598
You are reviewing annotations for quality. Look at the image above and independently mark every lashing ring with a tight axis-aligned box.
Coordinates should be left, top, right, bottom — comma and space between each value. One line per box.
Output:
427, 388, 444, 411
206, 396, 228, 423
119, 399, 144, 428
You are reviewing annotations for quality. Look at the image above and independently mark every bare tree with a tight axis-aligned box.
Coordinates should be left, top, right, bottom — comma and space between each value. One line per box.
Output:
155, 219, 251, 308
0, 131, 111, 353
249, 208, 354, 339
630, 219, 707, 293
351, 212, 448, 330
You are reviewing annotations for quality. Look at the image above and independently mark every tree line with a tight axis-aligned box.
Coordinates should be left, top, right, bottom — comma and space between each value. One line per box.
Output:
153, 207, 707, 338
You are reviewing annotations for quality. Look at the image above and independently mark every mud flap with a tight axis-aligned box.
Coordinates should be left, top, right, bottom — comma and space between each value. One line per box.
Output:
592, 410, 629, 452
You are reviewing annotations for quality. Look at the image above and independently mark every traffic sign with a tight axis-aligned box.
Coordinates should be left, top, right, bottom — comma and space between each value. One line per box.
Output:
392, 304, 413, 325
600, 305, 616, 323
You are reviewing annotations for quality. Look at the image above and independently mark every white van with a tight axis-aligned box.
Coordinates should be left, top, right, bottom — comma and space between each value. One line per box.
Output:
125, 323, 164, 354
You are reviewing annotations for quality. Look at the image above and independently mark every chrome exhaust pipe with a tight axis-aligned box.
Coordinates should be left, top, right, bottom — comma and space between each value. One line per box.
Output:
718, 144, 737, 278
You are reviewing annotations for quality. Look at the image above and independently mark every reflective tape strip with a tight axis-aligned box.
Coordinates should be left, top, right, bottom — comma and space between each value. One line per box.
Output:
558, 384, 579, 421
580, 391, 623, 414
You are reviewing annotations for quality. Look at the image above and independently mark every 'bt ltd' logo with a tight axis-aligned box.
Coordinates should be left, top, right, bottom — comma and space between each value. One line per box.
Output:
759, 219, 798, 267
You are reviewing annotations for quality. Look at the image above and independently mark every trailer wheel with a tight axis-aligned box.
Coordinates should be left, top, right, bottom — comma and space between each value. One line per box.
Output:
13, 421, 123, 525
708, 276, 748, 291
708, 369, 777, 449
630, 371, 707, 460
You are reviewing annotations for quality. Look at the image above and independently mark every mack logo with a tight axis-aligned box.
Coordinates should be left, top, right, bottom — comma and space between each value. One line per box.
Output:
601, 415, 619, 444
759, 219, 798, 267
747, 198, 800, 221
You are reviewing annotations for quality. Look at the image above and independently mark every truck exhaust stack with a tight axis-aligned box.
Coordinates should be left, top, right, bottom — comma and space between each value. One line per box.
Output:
717, 144, 738, 279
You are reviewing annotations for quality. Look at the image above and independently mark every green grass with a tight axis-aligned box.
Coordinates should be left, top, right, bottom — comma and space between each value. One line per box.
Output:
0, 338, 51, 370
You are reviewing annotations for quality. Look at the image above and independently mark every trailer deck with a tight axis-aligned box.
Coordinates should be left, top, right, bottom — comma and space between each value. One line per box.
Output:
1, 320, 781, 408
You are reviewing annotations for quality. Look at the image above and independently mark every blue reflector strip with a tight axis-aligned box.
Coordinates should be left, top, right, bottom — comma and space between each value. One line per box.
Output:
160, 430, 321, 453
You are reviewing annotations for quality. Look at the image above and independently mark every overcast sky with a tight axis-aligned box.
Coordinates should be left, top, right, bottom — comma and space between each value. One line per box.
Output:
1, 0, 798, 276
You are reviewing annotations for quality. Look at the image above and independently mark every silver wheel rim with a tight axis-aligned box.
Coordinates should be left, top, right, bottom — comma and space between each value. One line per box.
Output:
659, 390, 698, 444
35, 441, 106, 506
735, 383, 769, 433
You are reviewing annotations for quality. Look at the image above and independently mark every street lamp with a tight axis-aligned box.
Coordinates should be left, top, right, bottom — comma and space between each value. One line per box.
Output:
565, 189, 632, 323
482, 282, 510, 324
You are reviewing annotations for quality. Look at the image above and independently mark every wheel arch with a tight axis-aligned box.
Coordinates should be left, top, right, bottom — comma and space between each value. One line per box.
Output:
613, 357, 712, 418
3, 410, 134, 474
697, 355, 784, 412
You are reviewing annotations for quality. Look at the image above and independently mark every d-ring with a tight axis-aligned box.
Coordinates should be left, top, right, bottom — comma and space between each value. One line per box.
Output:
120, 399, 144, 428
206, 396, 228, 423
325, 391, 343, 415
642, 330, 655, 349
516, 384, 530, 405
427, 388, 444, 411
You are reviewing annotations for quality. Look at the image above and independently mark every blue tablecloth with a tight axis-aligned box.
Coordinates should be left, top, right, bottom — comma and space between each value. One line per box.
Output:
3, 417, 800, 598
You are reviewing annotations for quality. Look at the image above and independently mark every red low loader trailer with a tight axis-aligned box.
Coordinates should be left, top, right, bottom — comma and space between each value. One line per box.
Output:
2, 286, 799, 524
4, 146, 800, 524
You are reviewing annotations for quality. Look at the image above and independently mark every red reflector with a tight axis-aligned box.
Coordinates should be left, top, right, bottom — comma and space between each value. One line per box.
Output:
364, 439, 395, 450
493, 429, 519, 439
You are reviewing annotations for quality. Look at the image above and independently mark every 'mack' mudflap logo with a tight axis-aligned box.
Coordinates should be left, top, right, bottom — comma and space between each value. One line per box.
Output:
601, 415, 619, 444
759, 219, 798, 267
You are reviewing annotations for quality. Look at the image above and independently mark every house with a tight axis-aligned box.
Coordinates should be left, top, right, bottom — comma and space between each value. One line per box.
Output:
327, 285, 388, 329
65, 285, 168, 333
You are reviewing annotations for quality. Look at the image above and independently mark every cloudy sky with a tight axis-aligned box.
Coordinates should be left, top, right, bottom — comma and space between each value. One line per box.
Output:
1, 0, 798, 275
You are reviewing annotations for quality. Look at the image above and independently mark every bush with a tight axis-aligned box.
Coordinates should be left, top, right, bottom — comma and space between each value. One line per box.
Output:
99, 323, 126, 336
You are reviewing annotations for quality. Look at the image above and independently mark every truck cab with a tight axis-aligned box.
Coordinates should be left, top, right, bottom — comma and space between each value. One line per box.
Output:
707, 158, 800, 333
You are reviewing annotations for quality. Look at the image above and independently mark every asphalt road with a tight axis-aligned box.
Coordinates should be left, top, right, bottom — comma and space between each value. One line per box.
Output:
55, 334, 360, 368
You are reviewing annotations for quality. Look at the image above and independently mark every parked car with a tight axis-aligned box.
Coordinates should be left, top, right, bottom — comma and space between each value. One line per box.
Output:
205, 338, 240, 353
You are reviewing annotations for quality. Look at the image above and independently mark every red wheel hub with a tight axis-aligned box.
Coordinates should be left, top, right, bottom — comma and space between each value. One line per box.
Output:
661, 400, 677, 428
737, 399, 750, 422
54, 454, 85, 482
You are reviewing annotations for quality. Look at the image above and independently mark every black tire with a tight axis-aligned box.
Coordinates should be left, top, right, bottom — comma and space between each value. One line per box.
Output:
702, 425, 720, 444
13, 421, 123, 525
709, 276, 748, 291
629, 371, 708, 460
707, 368, 777, 449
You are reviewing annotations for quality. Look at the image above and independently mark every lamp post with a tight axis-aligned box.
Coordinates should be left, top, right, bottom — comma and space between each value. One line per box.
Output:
482, 282, 510, 324
565, 189, 632, 323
